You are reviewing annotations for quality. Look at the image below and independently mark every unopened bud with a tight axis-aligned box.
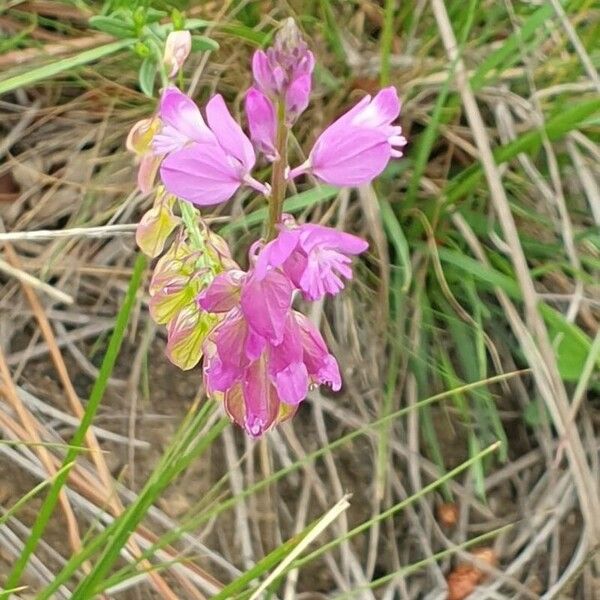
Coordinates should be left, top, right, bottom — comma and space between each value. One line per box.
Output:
163, 30, 192, 78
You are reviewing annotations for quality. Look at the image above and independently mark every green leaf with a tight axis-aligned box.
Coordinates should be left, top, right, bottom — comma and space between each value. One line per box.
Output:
540, 305, 597, 382
143, 8, 168, 24
0, 39, 133, 96
184, 18, 212, 30
438, 248, 520, 297
88, 15, 135, 38
138, 57, 158, 97
380, 200, 412, 292
190, 35, 219, 52
217, 22, 269, 46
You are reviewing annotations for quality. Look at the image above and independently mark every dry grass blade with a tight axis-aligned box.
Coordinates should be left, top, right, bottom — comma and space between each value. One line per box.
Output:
430, 0, 600, 545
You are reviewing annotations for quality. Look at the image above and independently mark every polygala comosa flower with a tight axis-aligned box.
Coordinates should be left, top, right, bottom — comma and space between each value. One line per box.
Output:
128, 17, 405, 437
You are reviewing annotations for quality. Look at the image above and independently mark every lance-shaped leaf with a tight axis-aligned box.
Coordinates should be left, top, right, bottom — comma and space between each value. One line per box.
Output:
136, 193, 181, 257
166, 305, 218, 370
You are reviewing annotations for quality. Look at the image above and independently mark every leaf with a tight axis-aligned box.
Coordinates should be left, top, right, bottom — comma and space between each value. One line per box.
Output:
135, 197, 181, 258
540, 305, 596, 382
380, 200, 411, 292
190, 35, 219, 52
0, 40, 133, 96
184, 18, 212, 30
138, 57, 158, 97
143, 8, 168, 24
166, 307, 218, 370
88, 16, 135, 39
217, 22, 269, 46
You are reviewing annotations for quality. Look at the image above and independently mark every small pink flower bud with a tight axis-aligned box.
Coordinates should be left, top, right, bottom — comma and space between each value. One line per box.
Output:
245, 87, 277, 159
250, 18, 314, 125
163, 30, 192, 78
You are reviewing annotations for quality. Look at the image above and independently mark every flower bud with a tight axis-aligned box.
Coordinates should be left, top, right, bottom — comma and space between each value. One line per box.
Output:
163, 30, 192, 78
250, 19, 314, 125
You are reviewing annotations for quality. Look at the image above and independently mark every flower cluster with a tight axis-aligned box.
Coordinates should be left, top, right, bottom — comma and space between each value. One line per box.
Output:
128, 20, 405, 437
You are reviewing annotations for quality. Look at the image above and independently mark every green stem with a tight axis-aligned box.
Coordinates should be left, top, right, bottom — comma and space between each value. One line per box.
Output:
266, 100, 289, 240
179, 199, 204, 250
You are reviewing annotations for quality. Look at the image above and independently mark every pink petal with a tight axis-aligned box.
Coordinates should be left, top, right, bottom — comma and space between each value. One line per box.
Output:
268, 313, 303, 375
331, 94, 372, 130
160, 142, 242, 206
154, 87, 213, 154
206, 94, 255, 172
299, 224, 369, 255
251, 50, 276, 95
213, 310, 250, 373
204, 353, 239, 392
254, 228, 299, 279
284, 73, 311, 123
295, 312, 342, 391
245, 327, 267, 360
242, 358, 279, 437
245, 87, 277, 158
274, 362, 309, 405
351, 87, 400, 129
240, 270, 292, 344
198, 270, 245, 313
310, 126, 391, 187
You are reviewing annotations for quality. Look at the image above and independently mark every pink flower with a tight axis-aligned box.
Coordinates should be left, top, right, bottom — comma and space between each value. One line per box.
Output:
245, 87, 277, 159
198, 261, 341, 437
163, 30, 192, 78
199, 268, 292, 345
155, 87, 269, 205
203, 309, 340, 437
288, 87, 407, 187
252, 21, 313, 111
255, 215, 369, 301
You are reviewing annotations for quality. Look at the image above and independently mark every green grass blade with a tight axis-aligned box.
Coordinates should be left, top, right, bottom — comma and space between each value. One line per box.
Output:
380, 0, 396, 86
0, 461, 74, 528
291, 442, 501, 570
0, 39, 134, 95
101, 373, 522, 584
445, 98, 600, 204
73, 415, 227, 599
6, 252, 147, 591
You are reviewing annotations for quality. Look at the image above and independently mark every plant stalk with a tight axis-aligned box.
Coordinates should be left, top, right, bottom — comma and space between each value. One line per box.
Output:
266, 100, 288, 240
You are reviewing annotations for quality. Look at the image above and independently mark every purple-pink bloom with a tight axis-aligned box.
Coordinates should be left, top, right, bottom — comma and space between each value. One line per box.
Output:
288, 87, 406, 187
154, 87, 269, 206
250, 19, 314, 126
255, 215, 369, 301
245, 87, 277, 159
199, 268, 292, 346
199, 260, 341, 437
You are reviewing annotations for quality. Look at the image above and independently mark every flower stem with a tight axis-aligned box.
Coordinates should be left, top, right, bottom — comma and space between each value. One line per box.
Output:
266, 99, 288, 240
179, 199, 204, 250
